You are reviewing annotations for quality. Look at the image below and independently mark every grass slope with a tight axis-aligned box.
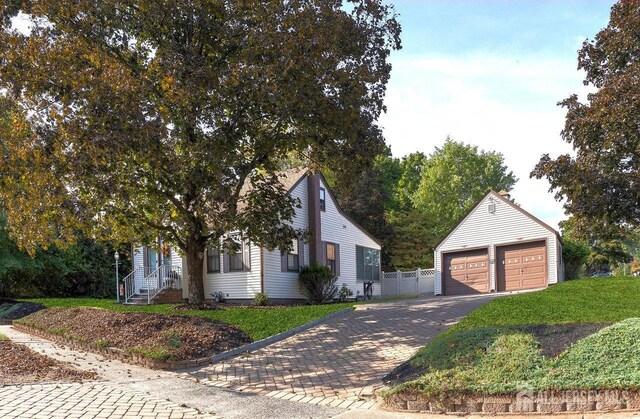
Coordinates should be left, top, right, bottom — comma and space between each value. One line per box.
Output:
391, 277, 640, 397
450, 276, 640, 332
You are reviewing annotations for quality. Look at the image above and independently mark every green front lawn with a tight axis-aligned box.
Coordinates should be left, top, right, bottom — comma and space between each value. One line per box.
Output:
451, 276, 640, 332
24, 298, 356, 341
389, 276, 640, 398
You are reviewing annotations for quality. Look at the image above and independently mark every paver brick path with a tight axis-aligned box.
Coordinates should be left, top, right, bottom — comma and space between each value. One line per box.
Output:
189, 295, 495, 409
0, 383, 203, 419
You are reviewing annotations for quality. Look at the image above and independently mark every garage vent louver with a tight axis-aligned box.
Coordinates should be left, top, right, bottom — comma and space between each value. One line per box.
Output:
488, 202, 496, 214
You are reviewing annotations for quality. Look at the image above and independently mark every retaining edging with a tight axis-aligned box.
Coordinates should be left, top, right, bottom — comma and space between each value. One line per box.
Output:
383, 388, 640, 414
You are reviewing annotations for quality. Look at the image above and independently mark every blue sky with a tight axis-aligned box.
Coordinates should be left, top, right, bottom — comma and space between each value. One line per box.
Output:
379, 0, 615, 229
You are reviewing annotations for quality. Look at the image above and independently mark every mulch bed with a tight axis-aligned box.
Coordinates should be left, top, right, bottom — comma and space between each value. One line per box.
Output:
0, 339, 97, 385
384, 322, 610, 386
0, 300, 46, 320
18, 307, 252, 362
174, 302, 291, 310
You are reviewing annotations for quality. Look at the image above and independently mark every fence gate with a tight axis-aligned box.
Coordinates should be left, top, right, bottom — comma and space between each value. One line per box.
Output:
381, 268, 435, 297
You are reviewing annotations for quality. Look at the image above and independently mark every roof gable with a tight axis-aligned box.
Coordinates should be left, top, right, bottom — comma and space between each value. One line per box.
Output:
435, 190, 561, 250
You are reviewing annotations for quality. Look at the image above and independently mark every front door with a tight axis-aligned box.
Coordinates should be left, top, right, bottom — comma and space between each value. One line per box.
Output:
147, 248, 158, 269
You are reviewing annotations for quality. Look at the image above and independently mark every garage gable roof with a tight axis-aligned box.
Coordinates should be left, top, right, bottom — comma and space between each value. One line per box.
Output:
434, 190, 562, 250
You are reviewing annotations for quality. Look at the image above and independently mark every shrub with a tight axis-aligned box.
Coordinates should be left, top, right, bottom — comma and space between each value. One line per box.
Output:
298, 265, 338, 304
254, 292, 271, 306
338, 284, 353, 302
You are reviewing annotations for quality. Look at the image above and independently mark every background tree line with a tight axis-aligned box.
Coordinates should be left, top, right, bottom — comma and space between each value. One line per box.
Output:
0, 213, 130, 299
331, 138, 517, 271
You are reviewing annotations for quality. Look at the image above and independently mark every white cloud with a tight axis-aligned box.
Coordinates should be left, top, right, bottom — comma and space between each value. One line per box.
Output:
379, 52, 595, 230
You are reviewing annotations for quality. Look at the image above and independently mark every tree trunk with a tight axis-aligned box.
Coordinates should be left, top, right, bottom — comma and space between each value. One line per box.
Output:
185, 242, 206, 304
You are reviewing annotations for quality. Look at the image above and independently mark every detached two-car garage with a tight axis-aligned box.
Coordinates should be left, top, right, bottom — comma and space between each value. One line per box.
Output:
435, 191, 563, 296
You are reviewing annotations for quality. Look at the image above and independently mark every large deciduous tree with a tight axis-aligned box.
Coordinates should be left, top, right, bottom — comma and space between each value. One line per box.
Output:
412, 139, 517, 238
532, 1, 640, 232
0, 1, 401, 303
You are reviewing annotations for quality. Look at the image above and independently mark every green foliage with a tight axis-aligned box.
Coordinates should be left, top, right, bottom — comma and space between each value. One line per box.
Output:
562, 237, 590, 279
330, 160, 395, 269
387, 210, 437, 270
253, 292, 271, 307
95, 338, 110, 348
542, 318, 640, 390
413, 139, 517, 239
393, 315, 640, 397
298, 265, 338, 304
163, 329, 183, 349
560, 216, 633, 275
0, 214, 129, 299
532, 1, 640, 235
338, 283, 354, 302
0, 1, 401, 304
394, 152, 427, 212
128, 346, 175, 362
391, 329, 548, 397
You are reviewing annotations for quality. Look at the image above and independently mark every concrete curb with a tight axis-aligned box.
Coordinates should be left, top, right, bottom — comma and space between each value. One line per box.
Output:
210, 307, 353, 364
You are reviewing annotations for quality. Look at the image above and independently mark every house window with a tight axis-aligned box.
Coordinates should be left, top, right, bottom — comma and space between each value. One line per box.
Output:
319, 187, 326, 211
356, 246, 380, 282
228, 236, 244, 271
326, 242, 336, 274
287, 239, 299, 271
207, 247, 220, 273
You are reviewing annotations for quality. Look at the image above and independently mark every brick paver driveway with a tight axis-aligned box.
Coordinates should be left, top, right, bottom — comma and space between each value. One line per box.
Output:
189, 294, 495, 409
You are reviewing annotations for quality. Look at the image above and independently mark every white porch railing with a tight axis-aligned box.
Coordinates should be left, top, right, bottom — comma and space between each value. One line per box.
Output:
381, 268, 435, 296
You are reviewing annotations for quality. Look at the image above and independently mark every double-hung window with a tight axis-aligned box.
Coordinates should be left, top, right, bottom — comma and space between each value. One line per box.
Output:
287, 239, 299, 271
326, 242, 336, 274
207, 247, 220, 273
228, 235, 244, 271
356, 246, 380, 282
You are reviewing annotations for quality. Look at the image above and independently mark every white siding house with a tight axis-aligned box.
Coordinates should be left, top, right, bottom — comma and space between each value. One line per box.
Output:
128, 169, 382, 304
434, 190, 563, 296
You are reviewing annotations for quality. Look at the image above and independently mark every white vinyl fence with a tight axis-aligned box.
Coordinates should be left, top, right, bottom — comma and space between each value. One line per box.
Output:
381, 268, 435, 297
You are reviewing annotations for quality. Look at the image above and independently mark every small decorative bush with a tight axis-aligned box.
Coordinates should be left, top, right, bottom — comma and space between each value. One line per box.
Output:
298, 265, 338, 304
254, 292, 271, 306
338, 283, 353, 302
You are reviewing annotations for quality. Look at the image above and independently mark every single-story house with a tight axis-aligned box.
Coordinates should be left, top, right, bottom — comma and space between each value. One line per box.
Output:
434, 190, 564, 296
126, 168, 382, 304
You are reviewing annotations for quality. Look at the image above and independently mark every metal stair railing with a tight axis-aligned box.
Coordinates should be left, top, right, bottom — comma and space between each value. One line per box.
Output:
123, 266, 159, 303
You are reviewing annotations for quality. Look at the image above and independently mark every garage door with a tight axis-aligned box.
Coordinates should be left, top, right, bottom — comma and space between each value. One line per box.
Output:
496, 240, 547, 292
443, 249, 490, 295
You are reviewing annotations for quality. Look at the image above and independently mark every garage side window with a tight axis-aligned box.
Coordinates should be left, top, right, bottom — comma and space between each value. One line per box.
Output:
356, 246, 380, 282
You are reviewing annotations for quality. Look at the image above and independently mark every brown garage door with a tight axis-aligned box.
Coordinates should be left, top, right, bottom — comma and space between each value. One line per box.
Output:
443, 249, 490, 295
496, 240, 547, 292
